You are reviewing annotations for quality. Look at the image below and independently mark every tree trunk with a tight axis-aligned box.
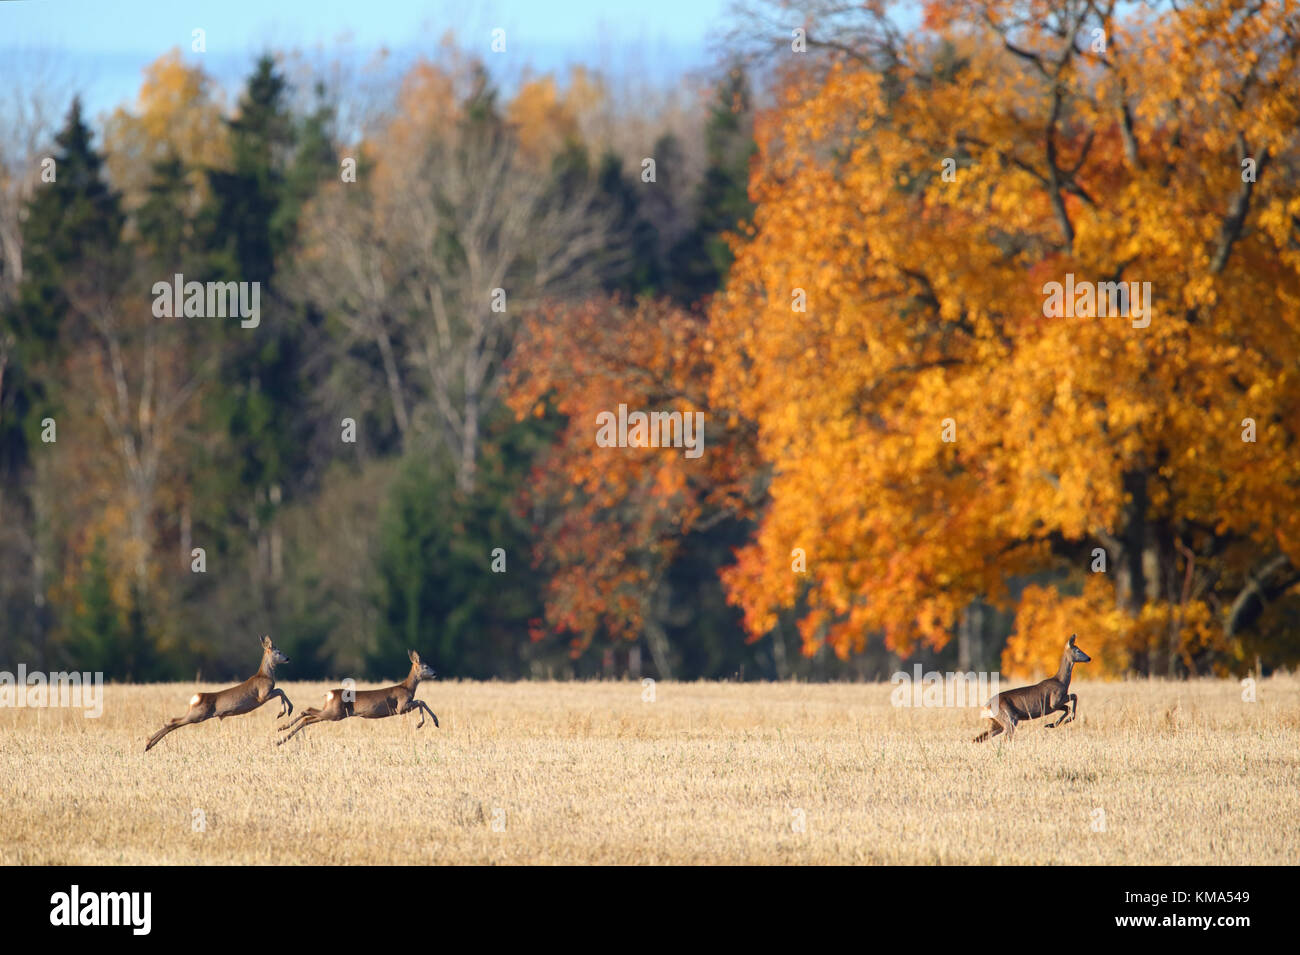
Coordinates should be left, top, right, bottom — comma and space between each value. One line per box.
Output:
180, 500, 191, 569
958, 602, 984, 671
643, 617, 673, 680
771, 622, 789, 680
1115, 468, 1154, 673
458, 398, 479, 493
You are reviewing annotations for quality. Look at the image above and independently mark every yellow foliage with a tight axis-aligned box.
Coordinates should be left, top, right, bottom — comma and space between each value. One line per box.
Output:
103, 49, 227, 211
710, 0, 1300, 668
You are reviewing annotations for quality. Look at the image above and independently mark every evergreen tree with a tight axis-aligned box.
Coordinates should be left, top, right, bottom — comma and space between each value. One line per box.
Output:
1, 100, 125, 663
197, 56, 332, 619
65, 537, 124, 674
6, 98, 124, 448
206, 57, 293, 285
372, 411, 557, 680
667, 66, 755, 303
594, 151, 661, 297
136, 152, 195, 267
201, 55, 306, 496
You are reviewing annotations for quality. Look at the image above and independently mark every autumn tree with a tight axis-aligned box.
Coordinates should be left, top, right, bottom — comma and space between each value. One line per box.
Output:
508, 297, 761, 676
102, 49, 228, 216
711, 0, 1300, 676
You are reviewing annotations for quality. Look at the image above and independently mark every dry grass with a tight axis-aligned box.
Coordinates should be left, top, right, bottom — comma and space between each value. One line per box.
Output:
2, 676, 1298, 864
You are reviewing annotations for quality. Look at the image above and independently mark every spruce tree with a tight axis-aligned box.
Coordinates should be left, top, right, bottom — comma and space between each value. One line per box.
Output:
668, 66, 756, 303
198, 56, 323, 599
7, 97, 124, 445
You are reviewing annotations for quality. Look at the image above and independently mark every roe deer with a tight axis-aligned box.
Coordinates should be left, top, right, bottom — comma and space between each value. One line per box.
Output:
973, 633, 1091, 742
276, 649, 439, 745
145, 635, 293, 752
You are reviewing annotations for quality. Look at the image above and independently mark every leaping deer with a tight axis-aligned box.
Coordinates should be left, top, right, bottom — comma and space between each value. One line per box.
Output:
145, 635, 293, 752
276, 649, 439, 745
973, 633, 1091, 743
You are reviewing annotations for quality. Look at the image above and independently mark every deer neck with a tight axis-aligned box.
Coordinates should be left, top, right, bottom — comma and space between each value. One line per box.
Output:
1055, 651, 1074, 688
258, 653, 277, 682
402, 665, 421, 693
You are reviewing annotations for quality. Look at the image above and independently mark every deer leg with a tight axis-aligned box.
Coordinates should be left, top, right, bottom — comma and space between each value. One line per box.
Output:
1045, 702, 1071, 728
1057, 693, 1079, 726
144, 712, 203, 752
276, 712, 328, 745
411, 700, 439, 729
972, 719, 1004, 743
1001, 710, 1018, 741
267, 688, 293, 719
277, 707, 317, 733
400, 698, 440, 729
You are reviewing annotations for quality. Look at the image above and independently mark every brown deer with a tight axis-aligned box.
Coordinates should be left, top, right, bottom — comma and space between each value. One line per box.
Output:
275, 650, 439, 745
973, 633, 1091, 742
144, 635, 293, 752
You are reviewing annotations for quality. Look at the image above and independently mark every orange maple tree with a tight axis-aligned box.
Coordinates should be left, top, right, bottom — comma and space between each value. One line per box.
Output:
710, 0, 1300, 675
507, 297, 760, 666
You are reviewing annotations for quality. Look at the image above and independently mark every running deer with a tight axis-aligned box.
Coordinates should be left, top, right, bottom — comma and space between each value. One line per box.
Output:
973, 633, 1091, 743
144, 635, 293, 752
275, 650, 439, 745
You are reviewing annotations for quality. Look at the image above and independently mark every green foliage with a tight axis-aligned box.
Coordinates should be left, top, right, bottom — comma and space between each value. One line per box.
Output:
372, 411, 557, 680
667, 66, 755, 303
594, 151, 662, 297
63, 537, 124, 674
6, 98, 125, 452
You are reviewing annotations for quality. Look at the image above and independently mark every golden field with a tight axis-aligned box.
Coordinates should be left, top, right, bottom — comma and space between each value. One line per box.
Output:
2, 677, 1297, 865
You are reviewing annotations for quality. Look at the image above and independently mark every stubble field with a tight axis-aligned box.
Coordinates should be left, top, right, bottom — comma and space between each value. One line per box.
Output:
2, 677, 1297, 864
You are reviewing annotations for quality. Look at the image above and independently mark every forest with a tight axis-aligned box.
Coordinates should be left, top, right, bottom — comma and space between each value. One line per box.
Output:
1, 0, 1297, 683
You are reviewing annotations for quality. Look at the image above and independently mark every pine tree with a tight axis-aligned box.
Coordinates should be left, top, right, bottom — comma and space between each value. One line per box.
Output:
0, 100, 125, 663
595, 151, 662, 297
136, 152, 194, 267
6, 98, 124, 445
372, 411, 555, 680
65, 537, 125, 674
667, 66, 755, 303
198, 56, 328, 604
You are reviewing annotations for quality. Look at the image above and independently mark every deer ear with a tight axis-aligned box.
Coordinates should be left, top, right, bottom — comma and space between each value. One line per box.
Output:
261, 634, 272, 649
408, 649, 419, 663
1068, 633, 1077, 645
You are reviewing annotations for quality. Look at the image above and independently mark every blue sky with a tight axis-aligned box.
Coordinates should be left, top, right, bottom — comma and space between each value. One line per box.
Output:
1, 0, 735, 117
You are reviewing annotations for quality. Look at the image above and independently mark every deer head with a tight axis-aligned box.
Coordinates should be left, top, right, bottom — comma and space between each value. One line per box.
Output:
260, 634, 291, 666
408, 649, 436, 681
1067, 633, 1091, 663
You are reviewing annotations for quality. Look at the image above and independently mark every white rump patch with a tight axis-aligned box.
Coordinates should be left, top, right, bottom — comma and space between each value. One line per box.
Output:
189, 694, 201, 706
326, 691, 335, 701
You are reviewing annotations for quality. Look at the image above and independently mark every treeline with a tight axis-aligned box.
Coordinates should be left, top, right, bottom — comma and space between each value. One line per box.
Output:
0, 48, 887, 682
4, 0, 1298, 684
